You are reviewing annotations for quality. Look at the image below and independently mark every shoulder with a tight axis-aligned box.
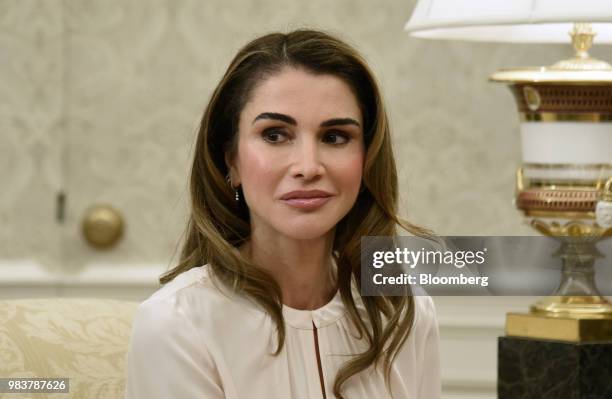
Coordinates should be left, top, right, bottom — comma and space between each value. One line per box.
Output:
411, 291, 441, 397
391, 291, 440, 373
134, 265, 237, 334
411, 288, 438, 333
148, 264, 212, 303
413, 289, 437, 323
125, 266, 226, 398
407, 290, 439, 357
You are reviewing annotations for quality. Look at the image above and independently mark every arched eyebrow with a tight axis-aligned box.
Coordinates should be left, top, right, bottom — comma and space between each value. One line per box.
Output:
252, 112, 360, 128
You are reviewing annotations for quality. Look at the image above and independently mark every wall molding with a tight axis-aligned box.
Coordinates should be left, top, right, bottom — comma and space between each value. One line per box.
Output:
0, 259, 166, 300
0, 259, 167, 287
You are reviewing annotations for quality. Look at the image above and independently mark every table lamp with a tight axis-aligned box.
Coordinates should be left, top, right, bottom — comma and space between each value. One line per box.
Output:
405, 1, 612, 397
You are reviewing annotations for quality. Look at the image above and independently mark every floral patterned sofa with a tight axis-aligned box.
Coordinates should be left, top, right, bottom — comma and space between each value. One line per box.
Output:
0, 298, 139, 398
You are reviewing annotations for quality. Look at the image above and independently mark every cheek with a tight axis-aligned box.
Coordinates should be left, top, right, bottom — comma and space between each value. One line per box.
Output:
336, 152, 364, 193
237, 145, 277, 197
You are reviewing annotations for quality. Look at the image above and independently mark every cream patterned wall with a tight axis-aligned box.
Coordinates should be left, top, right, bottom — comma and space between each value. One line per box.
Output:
1, 1, 64, 269
5, 0, 594, 274
6, 2, 611, 398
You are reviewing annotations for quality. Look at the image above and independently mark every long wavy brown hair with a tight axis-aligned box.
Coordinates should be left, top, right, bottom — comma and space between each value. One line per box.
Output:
160, 29, 432, 399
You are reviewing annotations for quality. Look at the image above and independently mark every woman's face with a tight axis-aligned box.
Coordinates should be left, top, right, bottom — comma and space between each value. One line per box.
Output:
227, 67, 365, 241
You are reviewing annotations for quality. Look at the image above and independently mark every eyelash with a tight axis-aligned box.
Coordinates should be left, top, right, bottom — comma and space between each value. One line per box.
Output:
261, 128, 351, 145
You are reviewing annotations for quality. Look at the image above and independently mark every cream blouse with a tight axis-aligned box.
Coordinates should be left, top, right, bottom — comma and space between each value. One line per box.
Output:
125, 264, 441, 398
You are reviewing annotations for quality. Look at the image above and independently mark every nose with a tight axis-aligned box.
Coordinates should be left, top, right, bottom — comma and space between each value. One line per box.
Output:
289, 136, 325, 181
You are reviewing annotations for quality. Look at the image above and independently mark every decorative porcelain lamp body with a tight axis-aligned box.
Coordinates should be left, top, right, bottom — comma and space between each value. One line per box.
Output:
491, 24, 612, 318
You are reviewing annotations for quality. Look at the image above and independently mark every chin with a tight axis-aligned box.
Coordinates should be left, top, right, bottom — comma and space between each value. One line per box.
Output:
275, 221, 336, 241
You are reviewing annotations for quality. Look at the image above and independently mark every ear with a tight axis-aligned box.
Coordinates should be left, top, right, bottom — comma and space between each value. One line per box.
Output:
224, 151, 241, 186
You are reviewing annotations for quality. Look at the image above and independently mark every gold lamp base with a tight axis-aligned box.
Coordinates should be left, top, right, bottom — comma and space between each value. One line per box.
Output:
506, 311, 612, 342
530, 295, 612, 316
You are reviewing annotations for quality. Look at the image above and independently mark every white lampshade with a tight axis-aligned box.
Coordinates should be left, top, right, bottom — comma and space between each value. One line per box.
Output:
405, 0, 612, 43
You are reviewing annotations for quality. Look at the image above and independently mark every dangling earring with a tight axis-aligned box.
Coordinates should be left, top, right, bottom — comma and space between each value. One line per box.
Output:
226, 173, 239, 202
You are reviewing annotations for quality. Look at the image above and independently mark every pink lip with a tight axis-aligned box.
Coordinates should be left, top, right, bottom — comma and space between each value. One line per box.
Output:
280, 190, 333, 200
282, 196, 333, 210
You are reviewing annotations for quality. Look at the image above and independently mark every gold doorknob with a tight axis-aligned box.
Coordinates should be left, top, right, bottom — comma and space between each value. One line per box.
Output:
81, 204, 124, 249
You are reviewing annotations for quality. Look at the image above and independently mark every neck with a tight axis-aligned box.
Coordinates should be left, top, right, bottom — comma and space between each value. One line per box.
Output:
240, 230, 338, 311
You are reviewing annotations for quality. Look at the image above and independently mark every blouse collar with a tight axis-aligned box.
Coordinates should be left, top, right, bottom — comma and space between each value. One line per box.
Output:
281, 257, 356, 330
282, 287, 346, 330
199, 260, 355, 330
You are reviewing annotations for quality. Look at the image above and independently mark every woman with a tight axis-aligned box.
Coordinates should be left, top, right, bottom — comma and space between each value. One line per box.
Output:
125, 29, 440, 399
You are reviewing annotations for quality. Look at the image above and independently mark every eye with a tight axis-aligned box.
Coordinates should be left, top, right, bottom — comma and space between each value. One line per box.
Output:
261, 128, 289, 144
323, 130, 350, 145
